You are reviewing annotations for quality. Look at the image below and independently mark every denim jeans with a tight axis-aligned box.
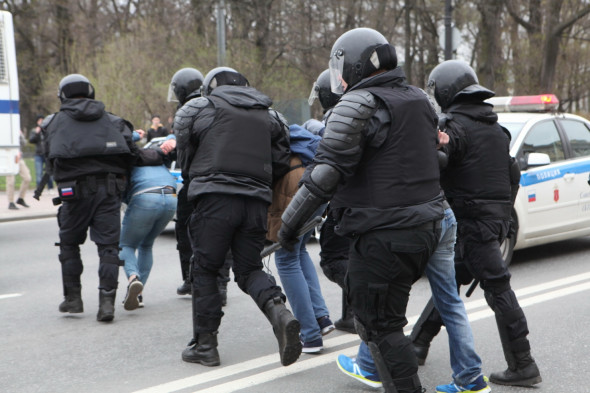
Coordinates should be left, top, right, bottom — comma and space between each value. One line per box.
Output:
274, 205, 329, 343
34, 155, 53, 189
120, 193, 177, 285
356, 208, 482, 385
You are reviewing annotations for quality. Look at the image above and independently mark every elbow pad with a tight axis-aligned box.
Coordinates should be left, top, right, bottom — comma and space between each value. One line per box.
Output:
281, 184, 325, 234
282, 163, 341, 234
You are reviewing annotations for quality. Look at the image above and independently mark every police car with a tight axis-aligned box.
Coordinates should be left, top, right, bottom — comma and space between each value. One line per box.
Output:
143, 136, 183, 189
487, 94, 590, 263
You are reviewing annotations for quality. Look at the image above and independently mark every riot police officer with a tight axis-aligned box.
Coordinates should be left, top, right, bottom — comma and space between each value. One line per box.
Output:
306, 69, 355, 333
174, 67, 300, 367
167, 67, 233, 303
167, 67, 204, 297
43, 74, 139, 322
410, 59, 542, 387
279, 28, 445, 393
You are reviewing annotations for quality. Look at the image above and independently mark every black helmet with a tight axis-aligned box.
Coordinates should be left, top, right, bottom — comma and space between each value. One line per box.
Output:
308, 69, 341, 110
329, 28, 397, 94
168, 67, 204, 105
58, 74, 95, 100
427, 60, 495, 110
201, 66, 249, 96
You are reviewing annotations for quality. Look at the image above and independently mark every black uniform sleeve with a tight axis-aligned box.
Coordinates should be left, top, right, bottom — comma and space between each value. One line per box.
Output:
174, 97, 212, 178
441, 120, 468, 166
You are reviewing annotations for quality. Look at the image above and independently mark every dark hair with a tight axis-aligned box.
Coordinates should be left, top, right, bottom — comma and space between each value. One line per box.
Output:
151, 114, 160, 120
35, 115, 44, 121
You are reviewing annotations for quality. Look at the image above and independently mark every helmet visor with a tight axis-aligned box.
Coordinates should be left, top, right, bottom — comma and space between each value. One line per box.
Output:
308, 83, 320, 106
167, 83, 178, 103
329, 49, 345, 95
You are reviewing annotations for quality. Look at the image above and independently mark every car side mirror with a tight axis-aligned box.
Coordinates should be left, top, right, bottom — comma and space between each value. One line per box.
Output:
526, 152, 551, 168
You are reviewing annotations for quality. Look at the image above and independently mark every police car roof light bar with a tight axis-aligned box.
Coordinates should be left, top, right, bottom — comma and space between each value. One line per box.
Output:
486, 94, 559, 113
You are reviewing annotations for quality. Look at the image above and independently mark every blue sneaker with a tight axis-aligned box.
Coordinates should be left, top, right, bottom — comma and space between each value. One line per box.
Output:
336, 354, 382, 388
436, 375, 491, 393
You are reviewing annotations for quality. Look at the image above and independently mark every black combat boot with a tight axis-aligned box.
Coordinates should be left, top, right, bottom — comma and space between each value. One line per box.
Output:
412, 331, 435, 366
392, 374, 424, 393
177, 279, 191, 296
176, 280, 193, 296
334, 293, 356, 334
182, 332, 221, 366
490, 350, 542, 386
409, 300, 442, 366
263, 297, 302, 366
59, 286, 84, 313
97, 289, 116, 322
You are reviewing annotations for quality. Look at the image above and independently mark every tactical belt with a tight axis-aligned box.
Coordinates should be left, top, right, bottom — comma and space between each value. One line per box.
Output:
133, 186, 176, 197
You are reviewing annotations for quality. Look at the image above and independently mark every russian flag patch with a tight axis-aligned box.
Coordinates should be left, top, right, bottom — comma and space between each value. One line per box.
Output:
61, 187, 74, 197
528, 190, 536, 202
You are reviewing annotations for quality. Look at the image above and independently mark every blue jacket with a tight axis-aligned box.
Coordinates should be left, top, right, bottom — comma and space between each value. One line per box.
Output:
288, 124, 322, 166
124, 165, 177, 204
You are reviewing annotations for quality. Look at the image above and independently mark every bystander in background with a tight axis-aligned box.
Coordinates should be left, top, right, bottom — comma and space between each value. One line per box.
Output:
6, 129, 31, 210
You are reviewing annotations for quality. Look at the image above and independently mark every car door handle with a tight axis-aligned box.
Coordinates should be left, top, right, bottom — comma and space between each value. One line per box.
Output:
563, 173, 575, 182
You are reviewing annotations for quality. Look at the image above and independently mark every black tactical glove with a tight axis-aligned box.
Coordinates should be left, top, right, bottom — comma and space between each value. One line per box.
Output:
278, 223, 298, 252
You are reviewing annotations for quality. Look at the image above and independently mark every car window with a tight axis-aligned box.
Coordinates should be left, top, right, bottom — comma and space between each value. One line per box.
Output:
499, 122, 526, 148
560, 119, 590, 158
520, 120, 565, 162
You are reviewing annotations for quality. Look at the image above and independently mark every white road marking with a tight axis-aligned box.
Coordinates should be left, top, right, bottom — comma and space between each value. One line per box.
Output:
0, 293, 21, 300
132, 272, 590, 393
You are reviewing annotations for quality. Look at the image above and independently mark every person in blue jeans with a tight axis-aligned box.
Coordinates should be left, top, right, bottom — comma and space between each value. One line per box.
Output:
29, 115, 55, 192
120, 135, 178, 310
338, 206, 490, 393
268, 124, 335, 353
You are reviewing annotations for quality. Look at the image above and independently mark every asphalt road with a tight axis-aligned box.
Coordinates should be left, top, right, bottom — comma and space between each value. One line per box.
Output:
1, 217, 589, 392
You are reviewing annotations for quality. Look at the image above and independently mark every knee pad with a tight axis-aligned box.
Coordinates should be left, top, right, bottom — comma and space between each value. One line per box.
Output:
59, 245, 83, 276
236, 270, 277, 294
482, 277, 511, 310
320, 259, 347, 288
59, 245, 81, 263
97, 243, 120, 258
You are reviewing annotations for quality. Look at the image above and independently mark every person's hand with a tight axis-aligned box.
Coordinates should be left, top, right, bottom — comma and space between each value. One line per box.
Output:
278, 223, 298, 252
135, 129, 146, 139
160, 139, 176, 154
35, 126, 41, 134
437, 130, 449, 148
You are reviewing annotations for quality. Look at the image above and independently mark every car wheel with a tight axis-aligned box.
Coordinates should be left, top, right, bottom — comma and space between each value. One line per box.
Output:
500, 234, 515, 266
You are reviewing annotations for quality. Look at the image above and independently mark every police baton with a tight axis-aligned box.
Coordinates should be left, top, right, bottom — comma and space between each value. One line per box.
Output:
261, 216, 323, 258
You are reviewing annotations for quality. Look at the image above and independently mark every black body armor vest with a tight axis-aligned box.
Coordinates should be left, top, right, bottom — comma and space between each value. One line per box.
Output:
333, 85, 441, 209
190, 96, 273, 185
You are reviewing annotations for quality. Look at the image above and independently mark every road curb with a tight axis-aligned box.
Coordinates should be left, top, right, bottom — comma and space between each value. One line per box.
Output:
0, 212, 57, 223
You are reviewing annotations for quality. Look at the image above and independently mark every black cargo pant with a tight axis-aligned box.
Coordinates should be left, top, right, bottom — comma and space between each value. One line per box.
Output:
347, 221, 440, 381
57, 177, 123, 293
176, 186, 233, 285
414, 218, 530, 352
188, 193, 283, 334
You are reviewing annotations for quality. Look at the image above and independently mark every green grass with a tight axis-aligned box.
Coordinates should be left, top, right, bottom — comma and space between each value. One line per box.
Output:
0, 157, 37, 192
